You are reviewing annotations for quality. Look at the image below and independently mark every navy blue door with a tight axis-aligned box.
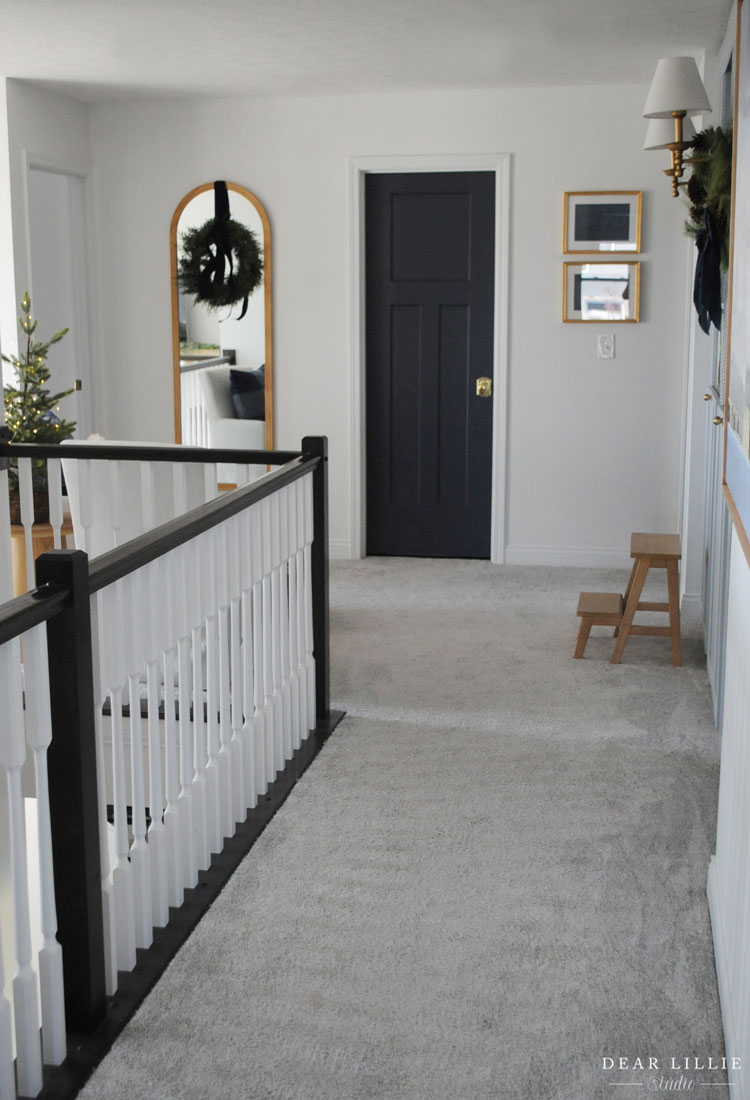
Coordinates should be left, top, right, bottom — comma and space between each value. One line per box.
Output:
365, 171, 496, 558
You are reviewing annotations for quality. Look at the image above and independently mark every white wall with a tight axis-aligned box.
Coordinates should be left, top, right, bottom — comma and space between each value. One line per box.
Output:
86, 84, 698, 561
708, 530, 750, 1100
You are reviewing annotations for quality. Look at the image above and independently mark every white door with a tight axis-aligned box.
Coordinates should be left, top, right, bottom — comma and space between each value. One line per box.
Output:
702, 60, 734, 727
27, 166, 92, 436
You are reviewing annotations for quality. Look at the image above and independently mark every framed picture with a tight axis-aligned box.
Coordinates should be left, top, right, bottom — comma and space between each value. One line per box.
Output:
724, 0, 750, 565
563, 262, 640, 323
564, 191, 642, 253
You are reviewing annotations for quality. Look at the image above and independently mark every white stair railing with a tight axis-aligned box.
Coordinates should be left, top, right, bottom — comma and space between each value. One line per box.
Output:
89, 473, 316, 993
0, 438, 331, 1099
0, 623, 66, 1099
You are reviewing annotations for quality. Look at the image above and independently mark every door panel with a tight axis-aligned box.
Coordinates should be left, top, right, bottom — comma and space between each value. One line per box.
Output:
366, 171, 495, 558
28, 167, 92, 436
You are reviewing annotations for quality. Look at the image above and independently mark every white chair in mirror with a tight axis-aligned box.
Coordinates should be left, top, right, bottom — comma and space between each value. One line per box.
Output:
180, 363, 267, 485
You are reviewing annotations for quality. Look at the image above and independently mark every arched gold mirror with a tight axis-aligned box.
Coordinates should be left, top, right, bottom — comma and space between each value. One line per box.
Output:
170, 181, 273, 449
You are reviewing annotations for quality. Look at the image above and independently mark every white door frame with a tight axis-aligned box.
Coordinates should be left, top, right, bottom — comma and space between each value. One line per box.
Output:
348, 153, 511, 563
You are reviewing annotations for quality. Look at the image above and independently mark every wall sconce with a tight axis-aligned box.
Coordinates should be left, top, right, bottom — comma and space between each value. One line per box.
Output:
643, 57, 711, 196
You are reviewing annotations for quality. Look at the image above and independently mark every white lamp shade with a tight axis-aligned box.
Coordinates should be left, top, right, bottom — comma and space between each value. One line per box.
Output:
643, 115, 696, 150
643, 56, 711, 118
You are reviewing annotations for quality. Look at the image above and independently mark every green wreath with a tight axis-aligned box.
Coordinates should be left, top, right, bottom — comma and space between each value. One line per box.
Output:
178, 217, 263, 314
685, 126, 732, 270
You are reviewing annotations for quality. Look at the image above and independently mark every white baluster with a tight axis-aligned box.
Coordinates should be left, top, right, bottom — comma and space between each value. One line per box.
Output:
47, 458, 63, 548
215, 517, 234, 839
108, 459, 124, 547
0, 927, 15, 1100
248, 504, 267, 798
160, 552, 184, 908
145, 557, 169, 928
177, 545, 198, 889
260, 498, 276, 784
124, 570, 153, 949
217, 597, 235, 837
203, 462, 218, 503
203, 529, 223, 854
77, 458, 94, 555
190, 538, 209, 872
107, 582, 137, 972
89, 604, 118, 995
236, 509, 257, 811
277, 487, 293, 762
268, 495, 284, 775
173, 462, 188, 519
0, 468, 13, 603
162, 644, 184, 906
23, 624, 67, 1065
228, 520, 246, 824
0, 638, 43, 1098
241, 586, 257, 813
141, 461, 156, 534
287, 484, 303, 752
296, 477, 312, 737
19, 457, 35, 591
303, 474, 316, 731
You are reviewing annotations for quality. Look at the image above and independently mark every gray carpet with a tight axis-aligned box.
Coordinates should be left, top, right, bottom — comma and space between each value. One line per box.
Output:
78, 559, 726, 1100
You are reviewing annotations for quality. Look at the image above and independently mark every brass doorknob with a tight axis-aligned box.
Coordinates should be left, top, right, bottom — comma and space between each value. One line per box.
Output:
703, 393, 712, 401
476, 377, 492, 398
713, 415, 724, 425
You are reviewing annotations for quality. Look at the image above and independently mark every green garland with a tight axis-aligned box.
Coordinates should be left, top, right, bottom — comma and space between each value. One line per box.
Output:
685, 125, 733, 270
178, 217, 263, 312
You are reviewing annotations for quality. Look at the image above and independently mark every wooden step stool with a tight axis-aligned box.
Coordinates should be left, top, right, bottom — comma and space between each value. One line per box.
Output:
610, 532, 681, 666
574, 592, 624, 659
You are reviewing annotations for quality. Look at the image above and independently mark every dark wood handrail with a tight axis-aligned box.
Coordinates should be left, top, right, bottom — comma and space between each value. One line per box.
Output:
0, 439, 301, 466
0, 582, 71, 646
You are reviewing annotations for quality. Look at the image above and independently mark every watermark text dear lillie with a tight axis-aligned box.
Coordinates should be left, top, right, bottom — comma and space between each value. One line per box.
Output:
603, 1057, 740, 1072
601, 1055, 739, 1091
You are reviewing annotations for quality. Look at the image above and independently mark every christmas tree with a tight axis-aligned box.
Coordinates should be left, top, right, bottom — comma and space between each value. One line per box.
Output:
2, 292, 76, 491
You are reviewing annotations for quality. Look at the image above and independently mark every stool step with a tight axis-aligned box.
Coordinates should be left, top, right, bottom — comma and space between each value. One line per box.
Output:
574, 592, 624, 659
577, 592, 623, 617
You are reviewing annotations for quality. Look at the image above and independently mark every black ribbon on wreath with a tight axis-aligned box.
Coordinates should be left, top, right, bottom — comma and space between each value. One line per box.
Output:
693, 209, 722, 335
197, 180, 250, 320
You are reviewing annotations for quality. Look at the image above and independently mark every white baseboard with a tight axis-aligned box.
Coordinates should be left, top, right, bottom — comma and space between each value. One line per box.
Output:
329, 539, 352, 560
680, 591, 704, 619
707, 856, 743, 1098
504, 544, 631, 569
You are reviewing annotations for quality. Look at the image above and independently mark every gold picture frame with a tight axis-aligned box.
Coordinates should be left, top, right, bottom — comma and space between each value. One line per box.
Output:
563, 261, 641, 323
564, 191, 642, 254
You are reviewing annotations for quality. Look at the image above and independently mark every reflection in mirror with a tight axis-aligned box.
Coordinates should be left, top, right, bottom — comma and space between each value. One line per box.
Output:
170, 182, 273, 449
562, 262, 640, 323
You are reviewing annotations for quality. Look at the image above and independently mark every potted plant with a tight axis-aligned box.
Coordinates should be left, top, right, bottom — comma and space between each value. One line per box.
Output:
2, 292, 76, 523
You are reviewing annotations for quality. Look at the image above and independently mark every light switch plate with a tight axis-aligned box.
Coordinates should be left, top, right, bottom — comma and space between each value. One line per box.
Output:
597, 333, 615, 360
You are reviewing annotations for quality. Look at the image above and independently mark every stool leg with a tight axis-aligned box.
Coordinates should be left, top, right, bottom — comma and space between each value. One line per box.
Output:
666, 558, 682, 667
615, 559, 639, 637
611, 557, 649, 664
574, 617, 593, 659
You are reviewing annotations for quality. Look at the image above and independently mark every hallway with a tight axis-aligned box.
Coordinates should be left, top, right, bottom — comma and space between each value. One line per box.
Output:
77, 559, 725, 1100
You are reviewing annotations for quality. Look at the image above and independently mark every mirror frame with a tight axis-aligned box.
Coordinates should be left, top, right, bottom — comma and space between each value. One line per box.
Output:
170, 181, 274, 447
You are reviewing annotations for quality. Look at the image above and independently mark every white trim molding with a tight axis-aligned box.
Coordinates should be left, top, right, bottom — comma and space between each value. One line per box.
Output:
504, 544, 633, 569
347, 153, 511, 563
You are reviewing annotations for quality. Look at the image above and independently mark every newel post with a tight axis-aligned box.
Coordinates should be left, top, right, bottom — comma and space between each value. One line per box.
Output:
35, 549, 106, 1031
301, 436, 330, 722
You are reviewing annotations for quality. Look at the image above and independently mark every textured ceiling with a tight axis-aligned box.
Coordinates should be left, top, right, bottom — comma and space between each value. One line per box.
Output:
0, 0, 733, 102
